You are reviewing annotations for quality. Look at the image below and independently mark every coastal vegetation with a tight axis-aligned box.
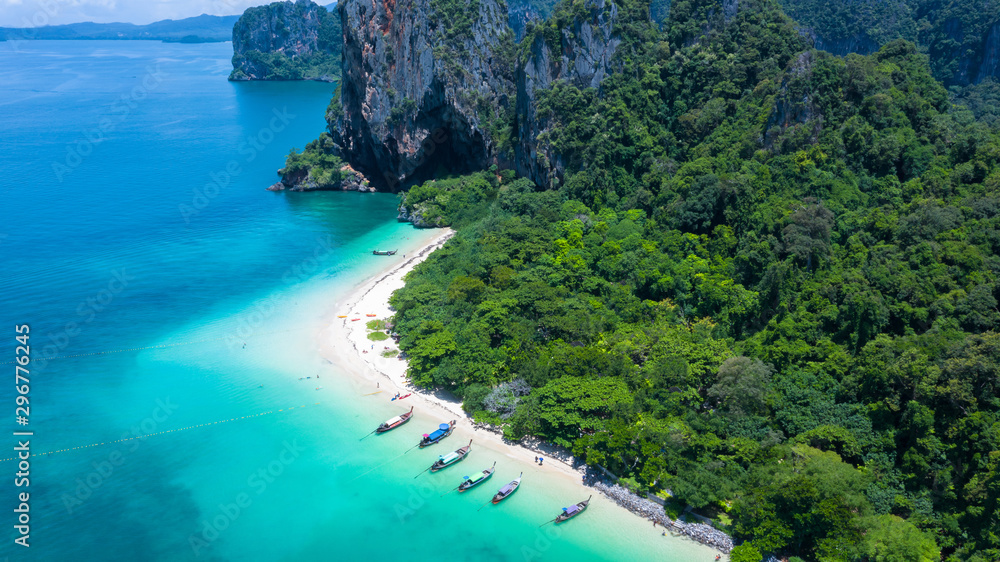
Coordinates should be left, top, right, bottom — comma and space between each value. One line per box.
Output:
384, 0, 1000, 560
280, 133, 345, 188
230, 48, 341, 81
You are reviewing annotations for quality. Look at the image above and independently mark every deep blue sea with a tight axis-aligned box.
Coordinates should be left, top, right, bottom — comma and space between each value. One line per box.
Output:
0, 41, 716, 561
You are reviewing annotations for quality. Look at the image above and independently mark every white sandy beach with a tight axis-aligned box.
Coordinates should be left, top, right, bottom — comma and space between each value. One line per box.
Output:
315, 226, 728, 559
316, 227, 587, 482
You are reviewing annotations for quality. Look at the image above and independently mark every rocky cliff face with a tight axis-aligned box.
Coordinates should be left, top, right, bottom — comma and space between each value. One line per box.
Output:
763, 50, 822, 151
507, 0, 543, 41
808, 32, 879, 58
980, 21, 1000, 82
329, 0, 516, 191
778, 0, 1000, 87
230, 0, 341, 81
513, 0, 621, 188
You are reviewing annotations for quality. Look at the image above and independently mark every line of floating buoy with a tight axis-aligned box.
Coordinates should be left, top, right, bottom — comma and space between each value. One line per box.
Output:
0, 327, 308, 365
0, 403, 321, 462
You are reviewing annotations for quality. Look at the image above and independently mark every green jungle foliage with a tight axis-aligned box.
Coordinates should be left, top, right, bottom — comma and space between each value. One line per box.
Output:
388, 0, 1000, 560
280, 133, 345, 187
398, 171, 502, 227
777, 0, 1000, 87
431, 0, 483, 41
229, 3, 342, 81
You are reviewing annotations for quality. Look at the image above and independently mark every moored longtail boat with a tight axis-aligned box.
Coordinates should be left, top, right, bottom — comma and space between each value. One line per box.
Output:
429, 440, 472, 473
552, 496, 592, 524
375, 406, 413, 434
491, 472, 522, 504
372, 249, 398, 256
458, 462, 496, 492
418, 420, 455, 448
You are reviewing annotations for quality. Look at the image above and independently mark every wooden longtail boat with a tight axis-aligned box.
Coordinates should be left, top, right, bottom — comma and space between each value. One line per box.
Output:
458, 462, 496, 492
491, 472, 522, 504
372, 249, 397, 256
418, 420, 456, 448
375, 406, 413, 434
429, 440, 472, 473
553, 496, 592, 524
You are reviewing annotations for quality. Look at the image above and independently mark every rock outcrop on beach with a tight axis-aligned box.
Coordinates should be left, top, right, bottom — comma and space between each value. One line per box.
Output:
591, 480, 734, 553
270, 132, 377, 192
269, 160, 374, 192
229, 0, 341, 81
327, 0, 516, 192
513, 0, 621, 188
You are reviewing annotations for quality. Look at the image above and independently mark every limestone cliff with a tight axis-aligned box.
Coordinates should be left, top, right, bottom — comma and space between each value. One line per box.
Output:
507, 0, 544, 41
229, 0, 342, 81
762, 50, 822, 151
328, 0, 516, 191
513, 0, 621, 188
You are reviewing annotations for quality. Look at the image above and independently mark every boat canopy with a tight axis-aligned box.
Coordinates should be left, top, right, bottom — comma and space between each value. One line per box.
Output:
564, 505, 580, 514
383, 416, 402, 426
426, 423, 450, 441
470, 472, 486, 482
440, 451, 460, 463
498, 484, 514, 494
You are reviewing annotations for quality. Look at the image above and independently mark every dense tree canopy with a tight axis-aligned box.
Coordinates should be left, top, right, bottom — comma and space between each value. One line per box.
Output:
386, 1, 1000, 559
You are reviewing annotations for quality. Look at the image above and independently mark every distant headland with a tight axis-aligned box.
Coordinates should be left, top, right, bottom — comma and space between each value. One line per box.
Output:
0, 13, 239, 43
228, 0, 341, 82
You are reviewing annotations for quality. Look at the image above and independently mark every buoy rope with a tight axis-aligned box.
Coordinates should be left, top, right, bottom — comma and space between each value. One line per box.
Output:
0, 402, 320, 462
0, 327, 308, 365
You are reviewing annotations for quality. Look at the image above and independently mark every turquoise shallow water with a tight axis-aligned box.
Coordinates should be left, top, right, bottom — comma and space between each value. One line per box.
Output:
0, 41, 717, 561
